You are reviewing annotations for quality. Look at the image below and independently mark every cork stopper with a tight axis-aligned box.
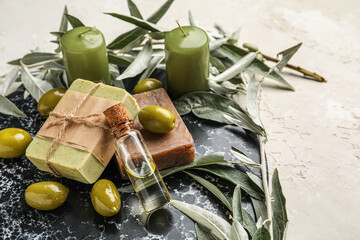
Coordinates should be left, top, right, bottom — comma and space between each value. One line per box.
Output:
103, 103, 133, 138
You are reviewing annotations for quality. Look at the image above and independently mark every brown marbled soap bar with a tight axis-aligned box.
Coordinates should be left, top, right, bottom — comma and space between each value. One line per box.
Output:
116, 88, 195, 179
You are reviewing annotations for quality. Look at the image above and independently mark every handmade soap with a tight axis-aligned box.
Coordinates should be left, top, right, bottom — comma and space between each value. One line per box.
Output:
116, 88, 195, 179
26, 79, 139, 184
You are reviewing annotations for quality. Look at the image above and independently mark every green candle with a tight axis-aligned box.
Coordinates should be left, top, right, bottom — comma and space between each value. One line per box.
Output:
61, 26, 110, 85
165, 26, 210, 98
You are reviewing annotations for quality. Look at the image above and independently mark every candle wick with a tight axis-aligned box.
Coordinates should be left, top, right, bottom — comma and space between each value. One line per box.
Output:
78, 26, 97, 37
176, 20, 187, 37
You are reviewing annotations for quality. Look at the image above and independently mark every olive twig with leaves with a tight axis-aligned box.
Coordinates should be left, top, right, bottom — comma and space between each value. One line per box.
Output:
242, 42, 327, 82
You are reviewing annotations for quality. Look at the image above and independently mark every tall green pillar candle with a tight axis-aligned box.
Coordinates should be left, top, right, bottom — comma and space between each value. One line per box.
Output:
165, 26, 210, 99
61, 26, 110, 85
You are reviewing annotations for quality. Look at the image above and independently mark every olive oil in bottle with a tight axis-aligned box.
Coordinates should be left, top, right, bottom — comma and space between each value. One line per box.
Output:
103, 103, 172, 213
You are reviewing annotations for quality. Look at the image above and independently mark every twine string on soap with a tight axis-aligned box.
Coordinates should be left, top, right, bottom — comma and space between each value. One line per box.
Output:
45, 82, 106, 177
48, 112, 111, 131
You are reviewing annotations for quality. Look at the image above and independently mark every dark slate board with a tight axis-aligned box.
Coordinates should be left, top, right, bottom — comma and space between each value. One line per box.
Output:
0, 71, 261, 239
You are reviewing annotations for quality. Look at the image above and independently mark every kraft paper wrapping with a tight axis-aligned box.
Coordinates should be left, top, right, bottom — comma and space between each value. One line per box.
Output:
36, 89, 119, 166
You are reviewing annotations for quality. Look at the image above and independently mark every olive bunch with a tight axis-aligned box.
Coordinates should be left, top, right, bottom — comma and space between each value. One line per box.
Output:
25, 179, 121, 217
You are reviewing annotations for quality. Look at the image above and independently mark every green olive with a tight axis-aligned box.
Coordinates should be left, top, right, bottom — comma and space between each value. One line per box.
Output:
91, 179, 121, 217
25, 181, 69, 211
0, 128, 32, 158
138, 106, 176, 134
133, 78, 163, 94
37, 88, 66, 116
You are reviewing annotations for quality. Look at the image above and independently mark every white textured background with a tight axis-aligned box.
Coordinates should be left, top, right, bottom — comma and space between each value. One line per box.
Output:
1, 0, 360, 239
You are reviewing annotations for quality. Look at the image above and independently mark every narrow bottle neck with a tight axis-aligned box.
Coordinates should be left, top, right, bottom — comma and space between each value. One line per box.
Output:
112, 120, 134, 138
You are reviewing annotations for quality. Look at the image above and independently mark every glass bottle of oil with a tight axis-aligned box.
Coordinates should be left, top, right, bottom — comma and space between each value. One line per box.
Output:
103, 103, 172, 213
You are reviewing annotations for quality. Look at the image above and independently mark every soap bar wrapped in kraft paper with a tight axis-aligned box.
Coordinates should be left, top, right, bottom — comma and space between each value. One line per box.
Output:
116, 88, 195, 179
26, 79, 140, 184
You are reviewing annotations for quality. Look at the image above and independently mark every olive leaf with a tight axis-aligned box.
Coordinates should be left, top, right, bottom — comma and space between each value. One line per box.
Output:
54, 6, 68, 53
223, 106, 265, 136
256, 217, 263, 229
1, 66, 20, 96
127, 0, 143, 19
207, 31, 225, 41
148, 31, 167, 40
247, 172, 263, 191
21, 52, 59, 66
276, 43, 302, 72
0, 96, 27, 118
59, 6, 68, 32
230, 28, 241, 44
109, 63, 123, 87
210, 38, 229, 52
20, 63, 53, 102
214, 23, 229, 36
221, 78, 244, 91
230, 146, 260, 168
210, 57, 226, 73
139, 48, 166, 57
43, 62, 65, 71
50, 31, 65, 38
230, 220, 249, 240
184, 171, 232, 211
171, 200, 232, 240
282, 222, 289, 240
194, 165, 264, 200
147, 0, 174, 23
173, 92, 244, 124
212, 47, 240, 63
251, 197, 268, 223
271, 169, 288, 240
253, 225, 271, 240
7, 58, 21, 65
61, 70, 69, 88
65, 13, 85, 28
21, 88, 31, 99
195, 223, 218, 240
243, 43, 259, 53
118, 153, 226, 192
138, 55, 164, 82
107, 0, 174, 49
256, 217, 263, 228
209, 81, 238, 95
47, 70, 65, 88
210, 52, 256, 83
188, 10, 199, 27
221, 45, 294, 91
239, 202, 258, 237
232, 185, 257, 237
116, 35, 146, 54
232, 185, 243, 223
107, 28, 146, 50
246, 75, 266, 138
24, 90, 30, 99
113, 79, 125, 89
50, 40, 60, 44
108, 53, 133, 67
105, 13, 166, 32
33, 70, 46, 80
116, 40, 152, 81
210, 66, 220, 76
161, 152, 228, 177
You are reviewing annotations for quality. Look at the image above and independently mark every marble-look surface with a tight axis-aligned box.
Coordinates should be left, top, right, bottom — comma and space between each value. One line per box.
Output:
1, 0, 360, 239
